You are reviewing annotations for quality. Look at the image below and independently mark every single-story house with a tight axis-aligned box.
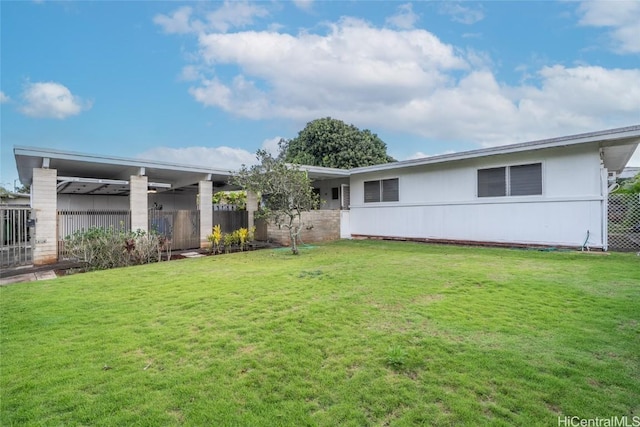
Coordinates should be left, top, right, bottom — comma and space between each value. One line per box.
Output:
348, 126, 639, 250
8, 125, 640, 265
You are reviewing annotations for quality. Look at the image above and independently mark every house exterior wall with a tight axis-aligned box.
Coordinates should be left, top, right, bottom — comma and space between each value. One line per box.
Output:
349, 144, 606, 248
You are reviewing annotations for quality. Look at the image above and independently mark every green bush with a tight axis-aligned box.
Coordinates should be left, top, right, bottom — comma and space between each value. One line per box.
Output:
63, 227, 170, 271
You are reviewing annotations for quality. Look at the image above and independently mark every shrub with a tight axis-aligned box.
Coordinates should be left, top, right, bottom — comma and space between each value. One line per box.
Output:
223, 232, 238, 253
237, 227, 249, 251
207, 224, 222, 254
64, 227, 170, 271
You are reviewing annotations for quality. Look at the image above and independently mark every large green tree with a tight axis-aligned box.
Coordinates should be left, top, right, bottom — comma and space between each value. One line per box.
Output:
231, 150, 319, 255
280, 117, 395, 169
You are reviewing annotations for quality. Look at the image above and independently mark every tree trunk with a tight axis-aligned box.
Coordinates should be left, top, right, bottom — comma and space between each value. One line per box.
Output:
290, 224, 299, 255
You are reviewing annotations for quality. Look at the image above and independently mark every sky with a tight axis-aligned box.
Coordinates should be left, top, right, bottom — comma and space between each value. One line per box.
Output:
1, 0, 639, 190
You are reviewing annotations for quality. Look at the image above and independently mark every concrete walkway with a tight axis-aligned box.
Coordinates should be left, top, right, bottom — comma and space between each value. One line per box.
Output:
0, 269, 58, 286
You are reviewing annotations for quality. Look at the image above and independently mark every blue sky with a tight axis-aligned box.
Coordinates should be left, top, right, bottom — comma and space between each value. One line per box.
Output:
1, 0, 639, 189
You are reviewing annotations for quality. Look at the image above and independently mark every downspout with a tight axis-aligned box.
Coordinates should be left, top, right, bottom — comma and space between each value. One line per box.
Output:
599, 149, 608, 251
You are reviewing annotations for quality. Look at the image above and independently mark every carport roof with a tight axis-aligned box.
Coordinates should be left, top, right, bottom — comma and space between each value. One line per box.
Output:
14, 146, 350, 195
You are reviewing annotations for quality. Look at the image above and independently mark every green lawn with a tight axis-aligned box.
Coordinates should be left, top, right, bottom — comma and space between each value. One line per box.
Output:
1, 240, 639, 426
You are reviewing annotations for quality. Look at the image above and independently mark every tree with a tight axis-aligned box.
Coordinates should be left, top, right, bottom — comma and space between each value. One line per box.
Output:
212, 190, 247, 210
280, 117, 395, 169
231, 150, 319, 255
615, 172, 640, 194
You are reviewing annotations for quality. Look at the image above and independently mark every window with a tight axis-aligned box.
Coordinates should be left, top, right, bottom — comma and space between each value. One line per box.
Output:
364, 178, 399, 203
331, 187, 339, 200
510, 163, 542, 196
477, 163, 542, 197
364, 181, 380, 203
478, 167, 506, 197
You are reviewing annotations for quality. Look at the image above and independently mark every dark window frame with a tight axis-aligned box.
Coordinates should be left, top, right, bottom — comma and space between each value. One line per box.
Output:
364, 178, 399, 203
477, 163, 543, 198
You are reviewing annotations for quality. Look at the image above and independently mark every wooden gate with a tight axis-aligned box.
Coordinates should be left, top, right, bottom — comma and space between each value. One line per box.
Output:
212, 205, 248, 233
149, 210, 200, 251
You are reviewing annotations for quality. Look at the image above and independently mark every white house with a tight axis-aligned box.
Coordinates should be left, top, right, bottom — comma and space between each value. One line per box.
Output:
348, 126, 640, 250
7, 125, 640, 266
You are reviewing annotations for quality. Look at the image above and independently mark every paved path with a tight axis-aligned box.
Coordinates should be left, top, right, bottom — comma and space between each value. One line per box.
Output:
0, 269, 57, 286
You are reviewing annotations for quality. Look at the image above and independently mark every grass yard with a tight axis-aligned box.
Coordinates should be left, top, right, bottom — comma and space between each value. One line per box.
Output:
1, 240, 639, 426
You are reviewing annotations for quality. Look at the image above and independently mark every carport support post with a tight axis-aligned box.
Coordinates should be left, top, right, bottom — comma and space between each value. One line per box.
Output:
247, 191, 258, 231
199, 180, 213, 249
32, 168, 58, 265
130, 174, 148, 233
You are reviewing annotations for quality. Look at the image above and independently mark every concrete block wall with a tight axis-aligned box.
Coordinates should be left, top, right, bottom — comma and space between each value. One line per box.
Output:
199, 180, 213, 249
263, 210, 341, 246
32, 168, 58, 265
130, 175, 148, 232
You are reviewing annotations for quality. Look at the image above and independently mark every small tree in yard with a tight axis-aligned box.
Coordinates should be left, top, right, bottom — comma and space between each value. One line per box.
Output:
232, 150, 319, 255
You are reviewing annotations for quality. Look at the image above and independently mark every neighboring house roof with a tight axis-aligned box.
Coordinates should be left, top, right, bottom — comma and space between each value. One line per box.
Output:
619, 167, 639, 179
0, 190, 30, 205
350, 125, 640, 175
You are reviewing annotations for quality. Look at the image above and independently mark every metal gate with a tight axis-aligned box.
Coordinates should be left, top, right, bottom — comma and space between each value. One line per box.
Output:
608, 193, 640, 252
149, 210, 200, 251
1, 206, 33, 268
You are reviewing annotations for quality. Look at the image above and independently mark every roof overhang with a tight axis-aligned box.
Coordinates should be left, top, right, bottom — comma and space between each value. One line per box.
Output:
13, 146, 351, 195
14, 146, 242, 195
350, 125, 640, 175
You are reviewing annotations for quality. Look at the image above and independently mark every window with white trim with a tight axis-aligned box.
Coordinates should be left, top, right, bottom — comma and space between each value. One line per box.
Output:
364, 178, 399, 203
477, 163, 542, 197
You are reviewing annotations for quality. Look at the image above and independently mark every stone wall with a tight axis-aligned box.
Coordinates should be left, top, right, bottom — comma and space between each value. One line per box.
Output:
255, 210, 341, 246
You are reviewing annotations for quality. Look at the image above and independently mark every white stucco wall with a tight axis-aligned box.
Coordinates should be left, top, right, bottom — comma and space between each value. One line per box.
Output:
349, 144, 605, 248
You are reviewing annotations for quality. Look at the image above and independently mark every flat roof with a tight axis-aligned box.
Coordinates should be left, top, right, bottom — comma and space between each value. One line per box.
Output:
13, 125, 640, 193
14, 146, 350, 194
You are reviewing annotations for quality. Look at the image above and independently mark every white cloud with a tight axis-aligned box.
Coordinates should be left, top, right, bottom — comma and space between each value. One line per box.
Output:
153, 6, 195, 34
191, 17, 467, 120
578, 0, 640, 53
293, 0, 313, 11
158, 5, 639, 153
138, 146, 257, 171
0, 91, 10, 103
137, 137, 283, 171
205, 1, 269, 33
19, 82, 91, 119
179, 65, 202, 82
260, 136, 283, 156
439, 3, 484, 25
154, 1, 268, 35
386, 3, 419, 30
